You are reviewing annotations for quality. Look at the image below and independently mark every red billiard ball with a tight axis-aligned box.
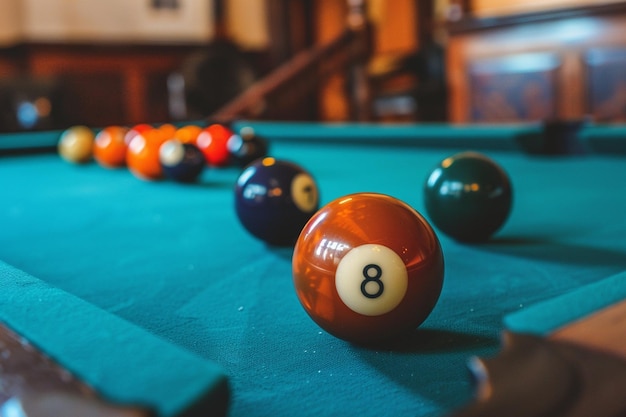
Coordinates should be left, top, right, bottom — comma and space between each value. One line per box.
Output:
196, 124, 233, 167
159, 139, 205, 183
424, 151, 512, 242
292, 193, 444, 344
94, 126, 129, 168
234, 157, 320, 246
58, 125, 94, 164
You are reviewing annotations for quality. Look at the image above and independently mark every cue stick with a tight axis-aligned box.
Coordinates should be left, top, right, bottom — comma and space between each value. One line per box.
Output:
450, 271, 626, 417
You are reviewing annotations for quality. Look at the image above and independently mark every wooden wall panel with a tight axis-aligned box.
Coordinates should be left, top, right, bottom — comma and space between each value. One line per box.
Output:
471, 0, 624, 18
24, 44, 199, 127
468, 53, 560, 122
57, 73, 125, 127
586, 48, 626, 122
447, 4, 626, 123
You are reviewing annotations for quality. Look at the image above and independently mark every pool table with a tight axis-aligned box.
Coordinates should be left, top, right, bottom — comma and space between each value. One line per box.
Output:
0, 121, 625, 417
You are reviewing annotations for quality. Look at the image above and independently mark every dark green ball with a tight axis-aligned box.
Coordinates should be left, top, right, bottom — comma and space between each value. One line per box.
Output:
424, 151, 512, 242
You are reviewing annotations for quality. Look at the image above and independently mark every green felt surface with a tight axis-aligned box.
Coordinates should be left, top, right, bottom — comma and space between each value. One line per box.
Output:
1, 123, 626, 417
0, 261, 229, 417
504, 270, 626, 336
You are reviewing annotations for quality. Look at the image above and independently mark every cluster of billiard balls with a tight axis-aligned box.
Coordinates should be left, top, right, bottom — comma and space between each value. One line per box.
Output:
236, 150, 512, 345
60, 125, 513, 345
57, 122, 268, 182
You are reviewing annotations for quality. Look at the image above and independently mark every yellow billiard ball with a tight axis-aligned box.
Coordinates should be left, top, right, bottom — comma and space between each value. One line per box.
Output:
58, 126, 95, 164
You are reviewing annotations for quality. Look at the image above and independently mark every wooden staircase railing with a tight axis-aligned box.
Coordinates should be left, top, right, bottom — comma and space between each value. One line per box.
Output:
210, 20, 373, 123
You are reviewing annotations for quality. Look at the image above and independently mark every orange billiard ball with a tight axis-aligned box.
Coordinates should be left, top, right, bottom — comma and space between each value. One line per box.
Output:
93, 126, 129, 168
126, 129, 168, 180
196, 124, 233, 167
292, 193, 444, 345
174, 125, 203, 144
156, 123, 177, 141
58, 125, 94, 164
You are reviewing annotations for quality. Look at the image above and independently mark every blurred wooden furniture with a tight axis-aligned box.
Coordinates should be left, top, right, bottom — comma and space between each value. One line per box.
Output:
0, 1, 317, 130
0, 43, 205, 129
212, 0, 454, 123
447, 2, 626, 123
365, 0, 447, 122
212, 0, 373, 122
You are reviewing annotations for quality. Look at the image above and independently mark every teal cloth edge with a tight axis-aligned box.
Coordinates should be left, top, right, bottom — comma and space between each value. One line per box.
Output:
577, 124, 626, 153
504, 270, 626, 336
0, 130, 63, 151
0, 260, 229, 417
232, 121, 541, 150
578, 124, 626, 138
1, 122, 541, 152
0, 121, 206, 152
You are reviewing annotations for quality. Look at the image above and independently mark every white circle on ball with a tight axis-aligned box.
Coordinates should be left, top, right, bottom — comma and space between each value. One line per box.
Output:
159, 140, 184, 167
291, 173, 318, 213
335, 244, 408, 316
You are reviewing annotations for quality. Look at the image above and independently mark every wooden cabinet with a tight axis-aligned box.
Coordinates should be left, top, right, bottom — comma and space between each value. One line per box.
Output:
447, 2, 626, 123
28, 44, 200, 127
0, 43, 204, 130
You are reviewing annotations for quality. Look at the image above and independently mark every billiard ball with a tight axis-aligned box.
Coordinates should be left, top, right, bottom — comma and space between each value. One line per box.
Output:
292, 193, 444, 344
227, 126, 269, 167
174, 125, 203, 144
124, 123, 153, 145
156, 123, 177, 141
424, 151, 512, 242
159, 139, 205, 183
93, 126, 129, 168
235, 157, 320, 246
126, 129, 168, 180
58, 126, 94, 164
196, 124, 234, 167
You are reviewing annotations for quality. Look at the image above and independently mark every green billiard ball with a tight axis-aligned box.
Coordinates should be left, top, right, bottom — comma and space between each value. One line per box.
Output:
424, 151, 512, 242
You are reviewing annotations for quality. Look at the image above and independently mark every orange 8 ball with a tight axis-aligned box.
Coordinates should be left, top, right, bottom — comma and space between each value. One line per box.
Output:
292, 193, 444, 345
